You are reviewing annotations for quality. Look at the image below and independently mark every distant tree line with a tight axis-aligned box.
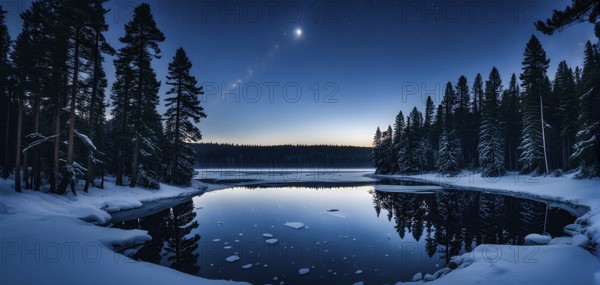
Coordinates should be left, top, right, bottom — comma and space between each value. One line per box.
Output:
372, 1, 600, 177
0, 1, 207, 193
190, 143, 373, 168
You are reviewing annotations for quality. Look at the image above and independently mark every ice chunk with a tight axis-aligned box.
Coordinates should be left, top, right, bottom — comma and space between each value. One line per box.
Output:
285, 222, 305, 229
298, 268, 310, 275
265, 239, 279, 245
352, 282, 364, 285
355, 269, 363, 274
225, 255, 240, 262
212, 238, 221, 242
242, 263, 252, 269
263, 233, 274, 238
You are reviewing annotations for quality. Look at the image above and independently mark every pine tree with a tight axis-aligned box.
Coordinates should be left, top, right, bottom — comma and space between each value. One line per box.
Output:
392, 111, 405, 173
119, 3, 166, 188
436, 83, 461, 175
470, 73, 485, 167
163, 201, 201, 274
571, 41, 600, 176
479, 67, 505, 177
398, 108, 426, 173
0, 6, 12, 180
163, 48, 207, 185
436, 129, 461, 175
536, 0, 600, 36
519, 35, 551, 175
371, 127, 383, 172
455, 75, 471, 163
500, 74, 522, 171
553, 61, 578, 170
83, 1, 114, 192
423, 96, 436, 170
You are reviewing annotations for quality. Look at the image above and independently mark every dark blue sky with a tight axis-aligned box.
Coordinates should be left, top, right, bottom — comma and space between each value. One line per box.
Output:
3, 0, 595, 146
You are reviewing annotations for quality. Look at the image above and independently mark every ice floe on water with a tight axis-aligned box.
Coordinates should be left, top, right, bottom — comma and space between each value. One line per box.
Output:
262, 233, 273, 238
225, 255, 240, 262
241, 264, 252, 269
284, 222, 305, 229
298, 268, 310, 275
265, 238, 279, 245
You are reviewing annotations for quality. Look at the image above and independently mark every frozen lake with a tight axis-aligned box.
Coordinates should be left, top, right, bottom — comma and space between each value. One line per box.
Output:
113, 180, 578, 284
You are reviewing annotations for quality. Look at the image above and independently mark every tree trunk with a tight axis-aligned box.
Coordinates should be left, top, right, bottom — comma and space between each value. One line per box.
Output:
3, 86, 11, 179
170, 75, 182, 184
130, 31, 145, 188
15, 89, 23, 193
116, 75, 130, 186
60, 27, 81, 195
84, 29, 101, 193
33, 92, 41, 190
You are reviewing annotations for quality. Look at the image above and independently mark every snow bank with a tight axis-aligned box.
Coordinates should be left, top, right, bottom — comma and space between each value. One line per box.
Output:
373, 184, 442, 193
376, 171, 600, 285
409, 244, 599, 285
0, 178, 248, 285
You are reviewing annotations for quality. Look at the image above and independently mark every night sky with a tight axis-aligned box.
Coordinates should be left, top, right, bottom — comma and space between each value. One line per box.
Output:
3, 0, 595, 146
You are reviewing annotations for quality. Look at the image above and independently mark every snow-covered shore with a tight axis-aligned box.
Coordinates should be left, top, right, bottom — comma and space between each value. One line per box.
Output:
373, 171, 600, 285
0, 178, 248, 285
1, 170, 599, 285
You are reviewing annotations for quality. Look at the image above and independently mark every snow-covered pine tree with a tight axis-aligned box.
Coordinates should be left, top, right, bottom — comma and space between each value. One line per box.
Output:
479, 67, 505, 177
436, 83, 461, 175
470, 73, 485, 167
518, 35, 551, 175
436, 129, 461, 175
119, 3, 166, 188
571, 41, 600, 177
163, 48, 207, 186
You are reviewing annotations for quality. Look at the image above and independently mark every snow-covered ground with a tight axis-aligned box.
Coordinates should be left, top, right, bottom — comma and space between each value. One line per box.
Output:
0, 178, 248, 285
373, 171, 600, 285
1, 169, 599, 285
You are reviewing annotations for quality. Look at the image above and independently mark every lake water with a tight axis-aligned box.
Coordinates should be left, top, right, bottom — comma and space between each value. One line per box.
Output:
113, 182, 577, 284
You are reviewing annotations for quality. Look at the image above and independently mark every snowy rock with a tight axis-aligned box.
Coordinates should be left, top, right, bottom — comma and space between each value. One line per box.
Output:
284, 222, 305, 229
433, 267, 452, 279
564, 224, 583, 236
448, 255, 463, 269
262, 233, 274, 238
326, 209, 339, 212
524, 233, 552, 245
423, 273, 435, 281
225, 255, 240, 262
571, 234, 590, 248
549, 237, 573, 246
298, 268, 310, 275
411, 272, 423, 281
265, 239, 279, 245
241, 264, 252, 269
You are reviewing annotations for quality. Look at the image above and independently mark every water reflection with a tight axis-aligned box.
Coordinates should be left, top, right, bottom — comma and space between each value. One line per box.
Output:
114, 186, 575, 284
